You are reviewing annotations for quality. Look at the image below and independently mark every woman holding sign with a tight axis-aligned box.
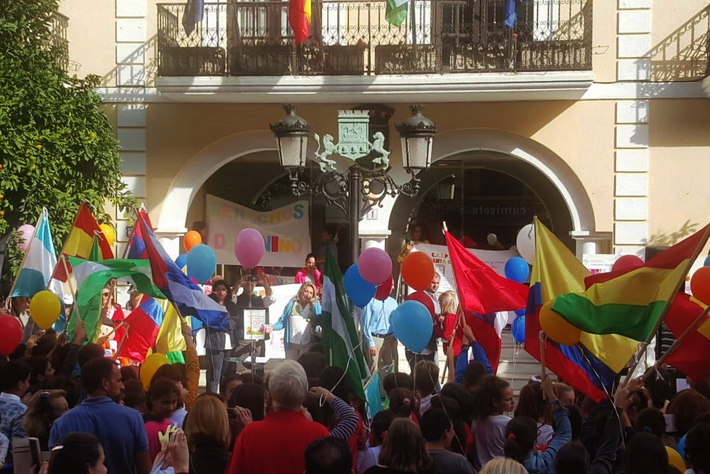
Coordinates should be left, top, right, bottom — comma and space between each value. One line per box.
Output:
266, 283, 322, 360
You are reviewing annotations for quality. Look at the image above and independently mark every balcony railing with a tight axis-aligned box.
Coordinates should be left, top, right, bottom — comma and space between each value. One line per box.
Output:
157, 0, 592, 76
49, 12, 69, 71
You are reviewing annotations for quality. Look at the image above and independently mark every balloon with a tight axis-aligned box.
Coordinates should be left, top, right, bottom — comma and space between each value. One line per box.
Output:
401, 252, 435, 291
405, 291, 436, 318
357, 248, 393, 285
539, 300, 581, 346
704, 256, 710, 267
175, 253, 188, 269
344, 264, 376, 307
140, 353, 170, 389
99, 223, 116, 246
514, 308, 526, 317
29, 290, 62, 330
504, 257, 530, 283
0, 316, 22, 356
186, 244, 217, 284
691, 267, 710, 305
183, 231, 202, 252
516, 224, 536, 264
17, 225, 35, 252
487, 233, 497, 246
375, 275, 394, 301
612, 255, 644, 274
512, 316, 526, 344
391, 301, 433, 353
235, 228, 265, 269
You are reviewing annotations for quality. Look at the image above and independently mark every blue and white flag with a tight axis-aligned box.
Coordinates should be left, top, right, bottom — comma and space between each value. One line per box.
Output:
12, 209, 64, 298
505, 0, 519, 28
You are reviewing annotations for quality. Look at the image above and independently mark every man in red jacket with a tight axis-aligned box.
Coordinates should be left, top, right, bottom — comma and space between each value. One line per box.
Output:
225, 360, 329, 474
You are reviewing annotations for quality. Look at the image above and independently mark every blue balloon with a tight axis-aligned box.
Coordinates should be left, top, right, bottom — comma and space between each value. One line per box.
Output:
505, 257, 530, 283
391, 300, 433, 352
514, 308, 526, 317
344, 264, 376, 307
175, 253, 188, 269
186, 244, 217, 284
704, 256, 710, 267
512, 316, 526, 344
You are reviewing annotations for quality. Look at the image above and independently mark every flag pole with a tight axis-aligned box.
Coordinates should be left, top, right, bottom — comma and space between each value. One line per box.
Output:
656, 305, 710, 366
5, 209, 44, 310
539, 331, 547, 378
61, 255, 81, 335
623, 223, 710, 384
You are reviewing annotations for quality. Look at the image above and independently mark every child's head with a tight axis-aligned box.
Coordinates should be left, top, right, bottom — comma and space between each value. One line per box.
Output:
123, 379, 146, 413
389, 387, 416, 418
477, 375, 514, 419
420, 408, 454, 448
370, 410, 395, 447
503, 416, 537, 464
438, 291, 457, 315
147, 377, 180, 419
383, 372, 414, 397
414, 361, 439, 397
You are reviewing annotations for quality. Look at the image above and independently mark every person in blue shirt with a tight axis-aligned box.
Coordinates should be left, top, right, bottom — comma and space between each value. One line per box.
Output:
267, 283, 322, 360
361, 295, 399, 377
49, 357, 150, 474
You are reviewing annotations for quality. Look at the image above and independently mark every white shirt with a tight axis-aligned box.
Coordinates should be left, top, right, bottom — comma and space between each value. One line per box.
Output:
289, 303, 312, 345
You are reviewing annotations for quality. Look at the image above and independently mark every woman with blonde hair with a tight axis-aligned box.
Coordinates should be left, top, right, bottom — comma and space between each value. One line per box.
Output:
365, 417, 434, 474
479, 457, 528, 474
184, 393, 232, 474
267, 282, 322, 360
436, 291, 458, 382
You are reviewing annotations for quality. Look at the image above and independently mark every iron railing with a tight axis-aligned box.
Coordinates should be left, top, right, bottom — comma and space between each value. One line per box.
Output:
49, 12, 70, 71
157, 0, 592, 76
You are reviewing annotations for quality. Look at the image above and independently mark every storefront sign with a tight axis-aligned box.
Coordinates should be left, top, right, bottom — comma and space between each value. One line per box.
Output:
206, 194, 311, 268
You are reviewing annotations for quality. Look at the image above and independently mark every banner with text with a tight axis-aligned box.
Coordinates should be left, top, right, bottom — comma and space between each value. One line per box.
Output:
206, 194, 311, 268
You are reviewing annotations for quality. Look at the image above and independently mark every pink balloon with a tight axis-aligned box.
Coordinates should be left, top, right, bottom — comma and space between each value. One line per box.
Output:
612, 255, 644, 274
17, 225, 35, 252
357, 248, 393, 285
235, 228, 265, 269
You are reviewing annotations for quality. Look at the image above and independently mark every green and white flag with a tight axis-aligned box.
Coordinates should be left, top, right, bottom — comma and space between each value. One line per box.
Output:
385, 0, 408, 27
67, 257, 165, 341
320, 250, 370, 400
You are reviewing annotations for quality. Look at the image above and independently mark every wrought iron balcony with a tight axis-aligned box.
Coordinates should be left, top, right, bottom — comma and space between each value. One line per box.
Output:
49, 12, 69, 71
157, 0, 592, 77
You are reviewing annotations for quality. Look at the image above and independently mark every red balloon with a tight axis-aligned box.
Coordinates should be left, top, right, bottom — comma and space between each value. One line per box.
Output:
405, 291, 436, 318
691, 267, 710, 305
375, 275, 394, 301
0, 316, 22, 356
402, 252, 435, 291
612, 255, 644, 274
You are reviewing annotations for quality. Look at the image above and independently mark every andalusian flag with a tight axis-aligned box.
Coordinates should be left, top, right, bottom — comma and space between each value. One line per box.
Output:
320, 249, 369, 400
385, 0, 408, 27
552, 223, 710, 372
289, 0, 311, 44
67, 257, 165, 341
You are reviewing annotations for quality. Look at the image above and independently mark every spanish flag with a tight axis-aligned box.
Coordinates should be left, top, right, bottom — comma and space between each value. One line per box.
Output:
289, 0, 311, 45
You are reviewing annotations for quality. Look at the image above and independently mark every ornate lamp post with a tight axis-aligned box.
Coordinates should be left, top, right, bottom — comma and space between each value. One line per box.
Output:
270, 104, 437, 264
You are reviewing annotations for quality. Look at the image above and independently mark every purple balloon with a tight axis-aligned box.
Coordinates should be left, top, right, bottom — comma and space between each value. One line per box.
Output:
235, 228, 265, 269
17, 225, 35, 252
357, 247, 393, 285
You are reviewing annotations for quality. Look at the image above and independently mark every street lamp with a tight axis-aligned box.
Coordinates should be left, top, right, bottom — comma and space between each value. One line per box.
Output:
270, 104, 437, 264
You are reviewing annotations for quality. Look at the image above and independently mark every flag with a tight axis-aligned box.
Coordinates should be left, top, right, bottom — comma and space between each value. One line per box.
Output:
67, 257, 165, 341
664, 293, 710, 381
182, 0, 204, 36
385, 0, 408, 27
127, 208, 152, 260
11, 209, 63, 299
445, 231, 528, 373
136, 213, 229, 331
54, 203, 113, 281
524, 217, 616, 401
117, 296, 165, 363
155, 299, 187, 355
320, 249, 369, 400
504, 0, 519, 28
289, 0, 311, 45
365, 373, 382, 419
552, 224, 710, 370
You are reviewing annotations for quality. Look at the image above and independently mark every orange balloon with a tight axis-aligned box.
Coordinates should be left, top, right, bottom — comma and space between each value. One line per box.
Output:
691, 267, 710, 305
402, 251, 435, 291
183, 231, 202, 252
539, 299, 581, 346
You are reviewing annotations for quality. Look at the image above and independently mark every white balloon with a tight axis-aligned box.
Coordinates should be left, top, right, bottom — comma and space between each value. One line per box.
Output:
486, 233, 497, 246
516, 224, 536, 264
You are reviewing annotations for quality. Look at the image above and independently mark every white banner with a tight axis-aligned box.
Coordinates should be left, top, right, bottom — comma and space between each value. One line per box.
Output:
412, 243, 521, 294
206, 194, 311, 268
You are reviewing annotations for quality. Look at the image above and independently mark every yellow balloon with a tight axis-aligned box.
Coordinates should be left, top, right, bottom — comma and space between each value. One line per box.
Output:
29, 290, 61, 330
140, 353, 170, 389
539, 299, 581, 346
100, 223, 116, 246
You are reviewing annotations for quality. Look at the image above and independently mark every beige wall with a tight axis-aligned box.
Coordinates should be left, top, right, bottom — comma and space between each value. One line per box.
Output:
593, 2, 618, 83
59, 0, 116, 81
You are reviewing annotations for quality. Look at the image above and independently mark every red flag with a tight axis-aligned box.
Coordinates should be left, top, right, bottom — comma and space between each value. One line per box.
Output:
664, 293, 710, 381
116, 296, 165, 363
289, 0, 311, 44
445, 231, 528, 373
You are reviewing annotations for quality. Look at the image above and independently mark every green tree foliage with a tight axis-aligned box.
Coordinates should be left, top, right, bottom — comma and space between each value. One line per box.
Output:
0, 0, 135, 285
